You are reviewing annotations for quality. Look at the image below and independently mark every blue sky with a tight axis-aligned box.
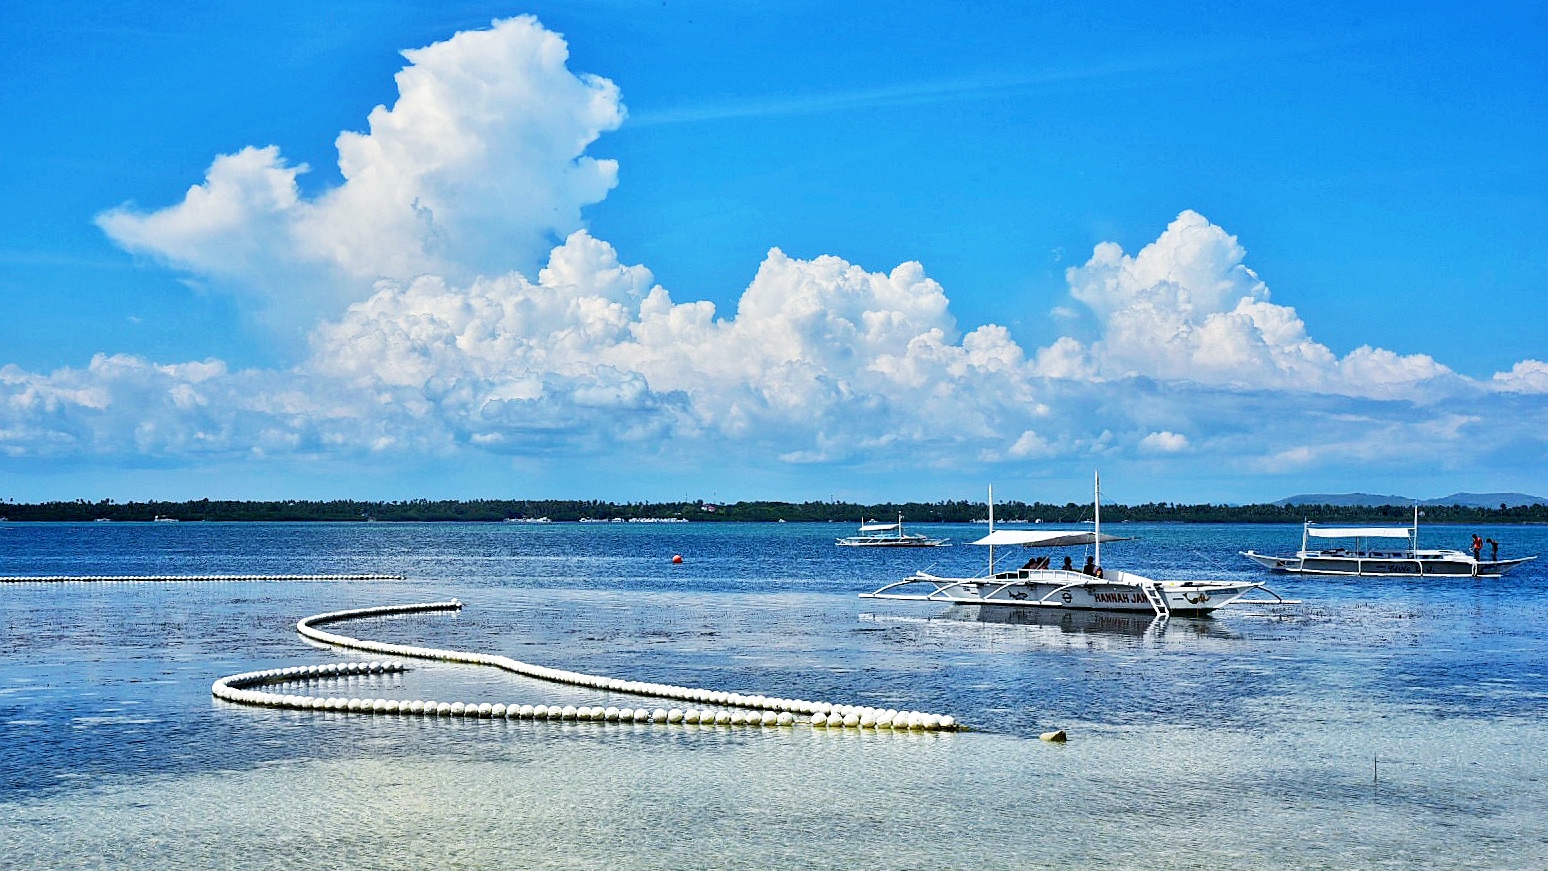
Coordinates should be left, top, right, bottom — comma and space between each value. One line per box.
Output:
1, 1, 1544, 505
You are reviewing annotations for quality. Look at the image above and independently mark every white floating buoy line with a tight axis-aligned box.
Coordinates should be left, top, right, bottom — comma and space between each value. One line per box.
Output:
0, 574, 405, 583
210, 599, 961, 732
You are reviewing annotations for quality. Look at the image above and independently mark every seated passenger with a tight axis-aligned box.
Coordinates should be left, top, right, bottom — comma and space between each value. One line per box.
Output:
1082, 556, 1096, 576
1061, 556, 1074, 572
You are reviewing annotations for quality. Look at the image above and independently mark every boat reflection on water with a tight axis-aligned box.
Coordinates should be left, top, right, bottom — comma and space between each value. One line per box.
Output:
936, 603, 1241, 642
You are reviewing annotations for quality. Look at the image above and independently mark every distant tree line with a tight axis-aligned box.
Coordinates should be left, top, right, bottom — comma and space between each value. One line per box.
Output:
1, 497, 1545, 524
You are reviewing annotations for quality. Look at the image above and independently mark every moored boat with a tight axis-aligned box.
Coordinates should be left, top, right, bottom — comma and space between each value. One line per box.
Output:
836, 514, 948, 548
861, 475, 1288, 616
1241, 511, 1536, 578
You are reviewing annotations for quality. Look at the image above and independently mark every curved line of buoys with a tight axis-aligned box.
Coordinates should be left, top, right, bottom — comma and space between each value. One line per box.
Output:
211, 599, 960, 732
0, 574, 404, 583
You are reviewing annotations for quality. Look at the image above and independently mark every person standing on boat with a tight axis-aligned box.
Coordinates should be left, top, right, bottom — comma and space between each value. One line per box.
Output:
1472, 534, 1484, 561
1487, 538, 1499, 561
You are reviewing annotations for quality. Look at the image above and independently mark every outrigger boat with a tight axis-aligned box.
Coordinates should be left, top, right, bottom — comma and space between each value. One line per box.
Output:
1241, 508, 1536, 577
836, 514, 949, 548
861, 475, 1290, 616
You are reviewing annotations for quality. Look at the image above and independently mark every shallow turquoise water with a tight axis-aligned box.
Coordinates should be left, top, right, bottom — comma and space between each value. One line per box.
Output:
2, 521, 1546, 868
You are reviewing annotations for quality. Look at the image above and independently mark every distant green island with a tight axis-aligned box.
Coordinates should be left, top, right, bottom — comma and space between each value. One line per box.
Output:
1, 498, 1545, 524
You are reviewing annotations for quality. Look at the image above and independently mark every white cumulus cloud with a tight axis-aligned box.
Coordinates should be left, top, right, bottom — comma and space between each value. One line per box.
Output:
97, 16, 623, 332
1139, 431, 1189, 453
1045, 210, 1458, 400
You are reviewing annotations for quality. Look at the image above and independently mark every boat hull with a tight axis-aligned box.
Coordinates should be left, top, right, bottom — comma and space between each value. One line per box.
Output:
861, 568, 1264, 615
836, 537, 949, 547
1241, 550, 1535, 578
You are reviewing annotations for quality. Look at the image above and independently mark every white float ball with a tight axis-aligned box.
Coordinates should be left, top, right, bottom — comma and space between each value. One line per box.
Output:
843, 713, 860, 728
667, 709, 683, 724
561, 706, 578, 720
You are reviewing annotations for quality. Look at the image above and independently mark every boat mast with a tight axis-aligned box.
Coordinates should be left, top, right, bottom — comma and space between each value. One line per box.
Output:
987, 484, 995, 576
1412, 504, 1419, 552
1093, 471, 1101, 570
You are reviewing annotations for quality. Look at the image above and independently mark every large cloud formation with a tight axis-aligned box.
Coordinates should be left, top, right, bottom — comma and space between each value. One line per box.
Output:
1041, 211, 1462, 401
3, 16, 1545, 496
97, 16, 623, 328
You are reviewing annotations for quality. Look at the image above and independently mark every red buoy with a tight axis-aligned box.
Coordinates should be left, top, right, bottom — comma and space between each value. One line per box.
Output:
671, 554, 684, 564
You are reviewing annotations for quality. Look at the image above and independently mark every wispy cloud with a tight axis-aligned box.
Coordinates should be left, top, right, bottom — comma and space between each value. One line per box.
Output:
627, 38, 1342, 127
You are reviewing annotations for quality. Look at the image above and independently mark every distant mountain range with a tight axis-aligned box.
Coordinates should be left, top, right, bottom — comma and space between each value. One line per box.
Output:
1275, 492, 1548, 508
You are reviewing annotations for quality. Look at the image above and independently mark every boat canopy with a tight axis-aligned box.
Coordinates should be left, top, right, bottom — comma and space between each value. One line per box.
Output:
971, 530, 1131, 548
1305, 526, 1412, 539
859, 523, 900, 532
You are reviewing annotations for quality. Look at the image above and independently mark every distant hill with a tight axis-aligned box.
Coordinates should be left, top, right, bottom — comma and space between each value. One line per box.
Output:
1277, 492, 1548, 508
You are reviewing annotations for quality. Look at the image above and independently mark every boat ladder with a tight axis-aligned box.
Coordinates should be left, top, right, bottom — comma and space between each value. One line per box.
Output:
1141, 582, 1170, 617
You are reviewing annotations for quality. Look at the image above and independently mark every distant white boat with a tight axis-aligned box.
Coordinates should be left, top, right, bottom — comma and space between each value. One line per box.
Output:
504, 517, 551, 523
862, 475, 1288, 616
836, 514, 948, 548
152, 516, 179, 523
1242, 509, 1536, 577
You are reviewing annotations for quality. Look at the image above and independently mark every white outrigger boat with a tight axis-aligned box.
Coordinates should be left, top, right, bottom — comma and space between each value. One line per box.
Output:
861, 475, 1289, 617
836, 514, 949, 548
1241, 509, 1536, 577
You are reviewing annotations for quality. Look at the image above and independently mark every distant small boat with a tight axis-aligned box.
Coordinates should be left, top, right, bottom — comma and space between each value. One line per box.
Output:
152, 516, 179, 523
1242, 509, 1536, 578
836, 514, 948, 548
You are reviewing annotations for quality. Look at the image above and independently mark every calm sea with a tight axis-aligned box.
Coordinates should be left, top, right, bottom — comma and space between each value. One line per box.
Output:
3, 520, 1546, 869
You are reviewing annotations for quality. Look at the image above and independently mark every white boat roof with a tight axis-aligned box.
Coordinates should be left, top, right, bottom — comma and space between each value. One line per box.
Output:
1306, 525, 1412, 539
971, 530, 1131, 547
859, 523, 899, 532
